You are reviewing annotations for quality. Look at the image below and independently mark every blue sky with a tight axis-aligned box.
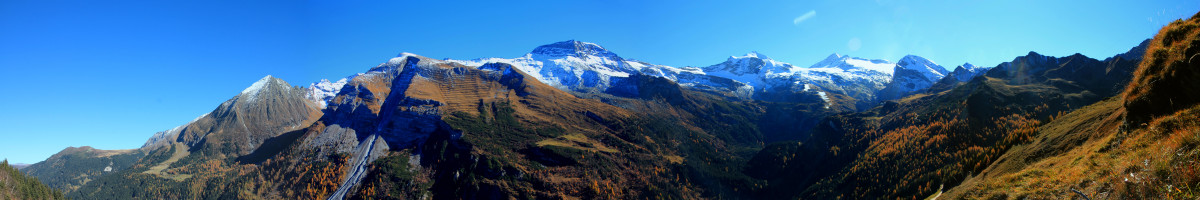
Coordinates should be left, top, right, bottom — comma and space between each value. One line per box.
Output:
1, 0, 1196, 164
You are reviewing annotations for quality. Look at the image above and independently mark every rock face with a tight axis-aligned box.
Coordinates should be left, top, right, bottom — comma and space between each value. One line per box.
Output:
174, 75, 323, 157
877, 55, 949, 101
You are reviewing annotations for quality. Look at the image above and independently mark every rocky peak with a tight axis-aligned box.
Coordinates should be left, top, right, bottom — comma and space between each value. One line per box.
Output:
704, 51, 795, 76
237, 75, 296, 102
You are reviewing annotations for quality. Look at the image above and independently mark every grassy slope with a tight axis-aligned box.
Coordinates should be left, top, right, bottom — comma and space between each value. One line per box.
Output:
944, 11, 1200, 199
141, 143, 193, 181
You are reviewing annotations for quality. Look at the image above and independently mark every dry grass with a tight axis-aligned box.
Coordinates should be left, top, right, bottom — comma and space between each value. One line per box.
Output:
536, 133, 618, 153
142, 142, 193, 181
1123, 12, 1200, 125
948, 96, 1200, 199
94, 149, 137, 157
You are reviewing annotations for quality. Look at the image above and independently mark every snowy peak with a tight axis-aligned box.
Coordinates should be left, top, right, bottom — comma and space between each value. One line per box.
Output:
822, 53, 842, 62
957, 63, 979, 71
241, 75, 290, 97
897, 55, 938, 70
705, 51, 796, 76
305, 75, 354, 109
808, 53, 896, 74
733, 51, 772, 60
809, 53, 848, 69
896, 55, 948, 81
236, 75, 306, 104
446, 40, 634, 92
877, 55, 953, 101
530, 40, 619, 59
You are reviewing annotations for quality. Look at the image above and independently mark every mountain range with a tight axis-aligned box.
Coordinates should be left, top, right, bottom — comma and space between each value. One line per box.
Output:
14, 11, 1200, 199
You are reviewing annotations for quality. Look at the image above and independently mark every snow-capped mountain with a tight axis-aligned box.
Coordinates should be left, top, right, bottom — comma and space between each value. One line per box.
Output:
624, 59, 753, 97
877, 55, 950, 101
946, 63, 988, 82
807, 53, 898, 74
448, 40, 637, 92
702, 52, 800, 89
440, 40, 958, 109
799, 54, 897, 103
304, 75, 355, 109
697, 52, 895, 106
896, 55, 949, 82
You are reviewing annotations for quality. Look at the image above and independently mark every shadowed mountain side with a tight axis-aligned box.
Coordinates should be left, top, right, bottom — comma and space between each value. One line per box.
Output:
235, 128, 308, 164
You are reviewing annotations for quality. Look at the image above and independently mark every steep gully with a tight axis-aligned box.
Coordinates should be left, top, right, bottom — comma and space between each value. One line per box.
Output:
327, 133, 378, 200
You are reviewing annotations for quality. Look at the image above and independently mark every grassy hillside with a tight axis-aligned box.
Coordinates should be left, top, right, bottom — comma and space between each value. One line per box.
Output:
943, 11, 1200, 199
1125, 11, 1200, 125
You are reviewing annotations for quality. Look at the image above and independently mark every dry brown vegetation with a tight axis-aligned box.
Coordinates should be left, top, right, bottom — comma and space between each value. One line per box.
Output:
1124, 11, 1200, 125
942, 11, 1200, 199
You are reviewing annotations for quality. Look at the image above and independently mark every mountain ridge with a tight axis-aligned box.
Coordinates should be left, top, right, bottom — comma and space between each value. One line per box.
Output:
17, 27, 1178, 200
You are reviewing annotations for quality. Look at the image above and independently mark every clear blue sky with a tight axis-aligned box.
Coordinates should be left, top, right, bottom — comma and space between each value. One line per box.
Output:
1, 0, 1196, 164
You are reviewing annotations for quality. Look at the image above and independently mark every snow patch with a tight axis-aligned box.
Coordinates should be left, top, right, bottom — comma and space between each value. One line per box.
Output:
816, 91, 830, 109
241, 75, 275, 94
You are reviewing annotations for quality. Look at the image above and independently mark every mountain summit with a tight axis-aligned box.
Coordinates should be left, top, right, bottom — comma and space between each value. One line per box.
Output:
448, 40, 637, 92
177, 75, 322, 156
530, 40, 620, 58
896, 55, 949, 81
702, 51, 798, 86
877, 55, 949, 101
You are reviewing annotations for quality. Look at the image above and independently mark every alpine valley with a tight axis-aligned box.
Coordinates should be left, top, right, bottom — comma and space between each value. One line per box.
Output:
13, 11, 1200, 200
